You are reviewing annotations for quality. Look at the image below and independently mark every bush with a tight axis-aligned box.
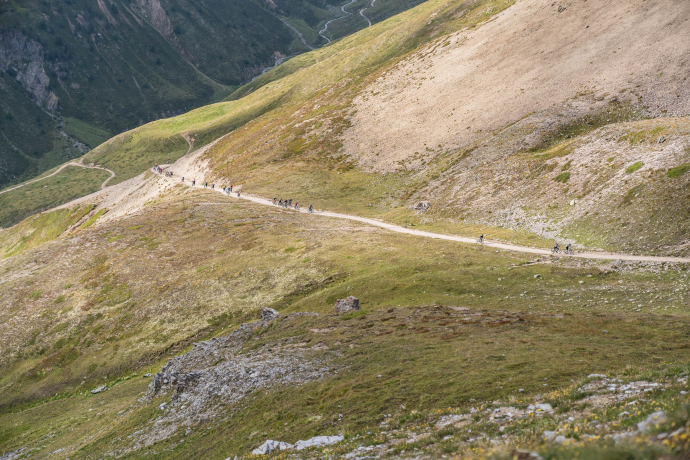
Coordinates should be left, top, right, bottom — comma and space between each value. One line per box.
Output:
667, 163, 690, 178
626, 161, 644, 174
553, 172, 571, 183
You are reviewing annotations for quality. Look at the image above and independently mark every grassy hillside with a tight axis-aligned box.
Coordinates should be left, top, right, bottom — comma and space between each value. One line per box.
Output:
0, 186, 688, 458
0, 166, 110, 228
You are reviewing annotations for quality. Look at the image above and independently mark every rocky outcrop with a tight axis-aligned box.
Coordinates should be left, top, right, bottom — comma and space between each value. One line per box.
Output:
135, 0, 176, 42
260, 306, 280, 321
0, 30, 58, 110
413, 201, 431, 212
133, 320, 332, 451
334, 296, 360, 314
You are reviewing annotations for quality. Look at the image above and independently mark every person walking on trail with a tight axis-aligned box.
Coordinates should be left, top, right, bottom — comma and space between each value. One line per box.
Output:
182, 177, 185, 182
229, 185, 233, 192
192, 179, 195, 186
204, 182, 207, 188
211, 183, 215, 190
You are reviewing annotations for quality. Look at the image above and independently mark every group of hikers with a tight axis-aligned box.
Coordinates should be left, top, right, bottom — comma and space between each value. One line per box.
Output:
271, 197, 312, 213
478, 234, 574, 254
153, 165, 578, 253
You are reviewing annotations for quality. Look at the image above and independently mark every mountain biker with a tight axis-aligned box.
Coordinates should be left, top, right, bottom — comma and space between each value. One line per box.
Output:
192, 179, 195, 186
212, 183, 215, 190
478, 234, 484, 244
553, 242, 560, 252
182, 177, 184, 182
237, 191, 241, 197
566, 243, 572, 253
308, 205, 313, 213
229, 185, 233, 192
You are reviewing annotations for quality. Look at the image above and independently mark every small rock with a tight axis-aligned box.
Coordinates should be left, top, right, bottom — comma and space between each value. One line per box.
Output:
579, 280, 585, 284
510, 448, 544, 460
252, 440, 293, 455
144, 373, 152, 378
543, 431, 557, 441
159, 402, 168, 411
638, 411, 668, 433
588, 374, 607, 379
618, 411, 630, 418
335, 296, 360, 314
554, 435, 567, 444
658, 136, 666, 144
91, 385, 108, 394
260, 307, 280, 321
519, 388, 524, 393
534, 274, 541, 279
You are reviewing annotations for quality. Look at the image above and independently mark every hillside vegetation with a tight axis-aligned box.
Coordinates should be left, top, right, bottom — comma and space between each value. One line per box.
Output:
2, 0, 690, 458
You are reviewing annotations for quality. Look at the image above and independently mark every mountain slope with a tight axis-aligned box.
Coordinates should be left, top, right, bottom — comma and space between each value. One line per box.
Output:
0, 0, 430, 190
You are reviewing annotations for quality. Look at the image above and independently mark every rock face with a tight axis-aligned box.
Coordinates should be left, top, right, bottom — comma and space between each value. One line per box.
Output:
260, 306, 280, 321
413, 201, 431, 212
0, 30, 58, 110
135, 320, 332, 452
334, 296, 360, 314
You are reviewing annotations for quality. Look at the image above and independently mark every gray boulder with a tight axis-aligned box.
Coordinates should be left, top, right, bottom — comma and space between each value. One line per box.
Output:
294, 435, 344, 450
252, 440, 293, 455
91, 385, 108, 394
334, 296, 360, 314
260, 307, 280, 321
413, 201, 431, 212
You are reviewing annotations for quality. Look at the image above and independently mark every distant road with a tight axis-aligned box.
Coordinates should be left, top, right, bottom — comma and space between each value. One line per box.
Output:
0, 163, 116, 196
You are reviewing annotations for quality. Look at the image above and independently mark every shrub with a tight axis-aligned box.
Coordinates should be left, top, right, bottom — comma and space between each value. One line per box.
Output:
626, 161, 644, 174
553, 172, 571, 183
667, 163, 690, 178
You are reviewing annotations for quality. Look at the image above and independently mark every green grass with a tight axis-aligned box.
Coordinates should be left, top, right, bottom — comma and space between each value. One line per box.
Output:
0, 166, 109, 228
553, 172, 571, 183
0, 205, 94, 258
63, 118, 111, 149
667, 163, 690, 178
626, 161, 645, 174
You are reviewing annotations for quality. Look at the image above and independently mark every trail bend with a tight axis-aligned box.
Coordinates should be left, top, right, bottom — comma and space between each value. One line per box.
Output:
159, 172, 690, 264
0, 162, 116, 196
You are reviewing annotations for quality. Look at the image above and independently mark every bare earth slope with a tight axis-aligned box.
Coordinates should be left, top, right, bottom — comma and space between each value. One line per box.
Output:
344, 0, 690, 171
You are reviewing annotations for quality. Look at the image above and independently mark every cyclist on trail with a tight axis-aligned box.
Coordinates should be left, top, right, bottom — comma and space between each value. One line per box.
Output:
566, 243, 572, 253
182, 177, 184, 182
278, 198, 283, 206
295, 202, 299, 210
237, 191, 241, 197
308, 205, 313, 213
273, 197, 277, 205
553, 242, 560, 252
192, 179, 196, 186
288, 199, 292, 207
229, 185, 233, 192
204, 182, 207, 188
212, 183, 215, 190
478, 234, 484, 244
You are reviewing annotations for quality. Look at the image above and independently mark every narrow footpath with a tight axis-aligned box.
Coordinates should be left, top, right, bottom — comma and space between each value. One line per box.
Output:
161, 173, 690, 264
0, 162, 116, 196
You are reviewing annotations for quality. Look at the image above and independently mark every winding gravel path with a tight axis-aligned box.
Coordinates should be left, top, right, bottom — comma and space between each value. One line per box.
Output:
319, 0, 358, 44
161, 172, 690, 264
0, 162, 116, 196
359, 0, 375, 27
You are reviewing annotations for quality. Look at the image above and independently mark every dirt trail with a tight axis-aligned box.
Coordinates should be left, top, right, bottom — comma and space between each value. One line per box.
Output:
360, 0, 375, 27
319, 0, 358, 44
0, 162, 116, 195
159, 172, 690, 264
